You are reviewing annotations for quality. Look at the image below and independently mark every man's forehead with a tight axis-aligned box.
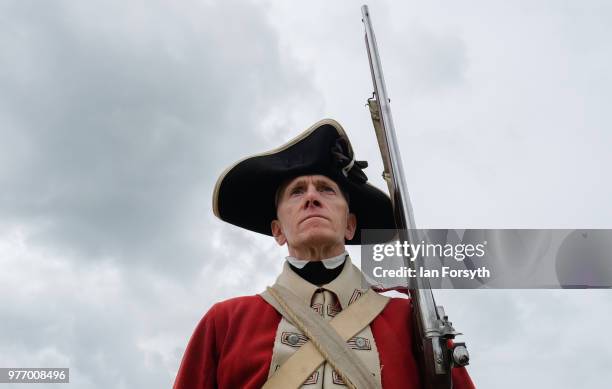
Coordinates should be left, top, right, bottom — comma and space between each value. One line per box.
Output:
285, 175, 339, 188
274, 174, 350, 208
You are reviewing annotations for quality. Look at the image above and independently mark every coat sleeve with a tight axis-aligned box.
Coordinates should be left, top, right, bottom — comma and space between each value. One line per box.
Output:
173, 304, 221, 389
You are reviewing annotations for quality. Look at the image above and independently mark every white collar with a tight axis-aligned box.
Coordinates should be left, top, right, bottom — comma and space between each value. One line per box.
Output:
286, 251, 348, 270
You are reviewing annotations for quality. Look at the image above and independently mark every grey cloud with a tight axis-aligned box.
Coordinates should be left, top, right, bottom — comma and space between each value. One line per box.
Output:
0, 220, 288, 388
0, 0, 318, 274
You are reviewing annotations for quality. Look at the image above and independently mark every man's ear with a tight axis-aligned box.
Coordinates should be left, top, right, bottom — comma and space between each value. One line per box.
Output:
345, 213, 357, 241
271, 219, 287, 246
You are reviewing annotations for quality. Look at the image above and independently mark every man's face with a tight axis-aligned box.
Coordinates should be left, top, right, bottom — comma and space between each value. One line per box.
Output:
271, 175, 356, 253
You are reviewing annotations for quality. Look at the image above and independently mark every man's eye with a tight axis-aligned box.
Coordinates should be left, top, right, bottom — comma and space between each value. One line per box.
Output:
290, 187, 304, 195
320, 186, 336, 193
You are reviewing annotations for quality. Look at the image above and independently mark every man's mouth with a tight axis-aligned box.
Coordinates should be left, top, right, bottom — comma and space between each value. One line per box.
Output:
300, 214, 328, 224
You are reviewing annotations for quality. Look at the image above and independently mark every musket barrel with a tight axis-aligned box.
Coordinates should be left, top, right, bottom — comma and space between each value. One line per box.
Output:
362, 3, 438, 315
361, 5, 417, 233
361, 5, 468, 387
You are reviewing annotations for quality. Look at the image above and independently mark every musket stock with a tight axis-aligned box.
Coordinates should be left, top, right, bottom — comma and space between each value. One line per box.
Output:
360, 5, 469, 388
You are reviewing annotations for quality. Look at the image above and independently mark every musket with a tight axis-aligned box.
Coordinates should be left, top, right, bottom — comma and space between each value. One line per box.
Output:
360, 5, 469, 388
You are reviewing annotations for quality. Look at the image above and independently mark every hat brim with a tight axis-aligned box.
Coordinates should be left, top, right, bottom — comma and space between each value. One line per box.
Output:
212, 119, 395, 245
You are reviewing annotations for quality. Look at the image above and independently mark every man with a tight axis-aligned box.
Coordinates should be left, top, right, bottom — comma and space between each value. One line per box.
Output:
174, 119, 474, 388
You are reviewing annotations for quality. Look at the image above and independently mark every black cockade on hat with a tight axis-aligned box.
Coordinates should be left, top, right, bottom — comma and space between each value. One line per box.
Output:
331, 137, 369, 185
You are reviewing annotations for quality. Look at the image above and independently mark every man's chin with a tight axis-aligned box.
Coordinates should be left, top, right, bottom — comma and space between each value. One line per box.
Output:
297, 232, 343, 249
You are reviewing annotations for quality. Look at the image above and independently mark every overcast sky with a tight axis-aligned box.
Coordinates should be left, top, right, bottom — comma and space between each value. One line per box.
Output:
1, 0, 611, 388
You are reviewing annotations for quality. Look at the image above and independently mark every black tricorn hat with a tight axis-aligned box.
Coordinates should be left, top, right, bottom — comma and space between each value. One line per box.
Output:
212, 119, 394, 245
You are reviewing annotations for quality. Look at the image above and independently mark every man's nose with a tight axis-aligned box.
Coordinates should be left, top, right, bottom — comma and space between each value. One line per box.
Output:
302, 185, 322, 208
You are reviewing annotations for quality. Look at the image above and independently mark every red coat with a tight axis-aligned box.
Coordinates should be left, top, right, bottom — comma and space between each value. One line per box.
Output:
174, 294, 475, 388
